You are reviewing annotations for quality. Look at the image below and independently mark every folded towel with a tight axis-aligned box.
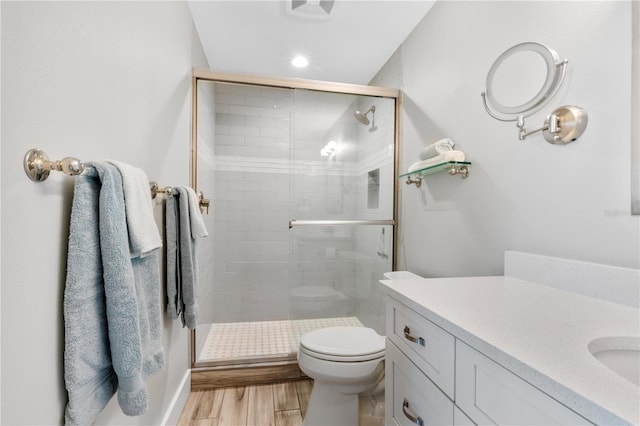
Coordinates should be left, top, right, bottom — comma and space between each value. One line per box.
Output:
418, 138, 455, 161
408, 150, 466, 173
166, 186, 208, 329
108, 160, 162, 258
184, 187, 208, 239
64, 162, 164, 425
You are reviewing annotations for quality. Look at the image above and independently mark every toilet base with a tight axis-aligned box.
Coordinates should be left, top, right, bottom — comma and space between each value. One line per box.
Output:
303, 381, 359, 426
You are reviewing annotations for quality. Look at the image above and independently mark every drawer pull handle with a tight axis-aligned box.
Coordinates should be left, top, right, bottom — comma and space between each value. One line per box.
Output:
402, 398, 424, 426
403, 326, 425, 346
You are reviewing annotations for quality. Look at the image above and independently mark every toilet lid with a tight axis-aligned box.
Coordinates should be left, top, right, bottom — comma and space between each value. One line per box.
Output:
300, 326, 385, 359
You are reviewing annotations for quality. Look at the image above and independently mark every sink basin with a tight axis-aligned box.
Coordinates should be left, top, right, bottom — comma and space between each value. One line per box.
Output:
588, 337, 640, 386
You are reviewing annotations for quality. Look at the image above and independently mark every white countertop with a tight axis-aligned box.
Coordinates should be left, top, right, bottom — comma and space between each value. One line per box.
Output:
380, 275, 640, 425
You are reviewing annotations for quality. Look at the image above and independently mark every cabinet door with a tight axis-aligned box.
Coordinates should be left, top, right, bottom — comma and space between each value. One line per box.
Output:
386, 298, 455, 398
454, 406, 476, 426
455, 341, 592, 425
385, 340, 454, 426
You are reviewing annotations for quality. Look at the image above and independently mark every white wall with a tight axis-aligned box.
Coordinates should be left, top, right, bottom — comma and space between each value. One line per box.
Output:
378, 1, 639, 277
1, 2, 208, 424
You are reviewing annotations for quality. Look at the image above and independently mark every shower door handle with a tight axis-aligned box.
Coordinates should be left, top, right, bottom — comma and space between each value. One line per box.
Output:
288, 219, 395, 229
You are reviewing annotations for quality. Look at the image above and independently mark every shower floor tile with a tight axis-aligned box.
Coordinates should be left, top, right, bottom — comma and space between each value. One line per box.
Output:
198, 316, 363, 362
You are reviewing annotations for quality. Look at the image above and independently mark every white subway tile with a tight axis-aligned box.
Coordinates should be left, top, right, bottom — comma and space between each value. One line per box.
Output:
216, 93, 246, 105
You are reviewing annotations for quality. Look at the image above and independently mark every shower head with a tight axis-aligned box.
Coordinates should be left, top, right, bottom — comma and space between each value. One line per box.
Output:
353, 106, 376, 125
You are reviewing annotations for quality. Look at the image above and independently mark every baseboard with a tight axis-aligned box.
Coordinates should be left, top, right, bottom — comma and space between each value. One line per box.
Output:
161, 369, 191, 426
192, 360, 308, 390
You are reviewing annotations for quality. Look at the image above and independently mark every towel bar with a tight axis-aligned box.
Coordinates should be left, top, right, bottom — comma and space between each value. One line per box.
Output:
23, 148, 211, 214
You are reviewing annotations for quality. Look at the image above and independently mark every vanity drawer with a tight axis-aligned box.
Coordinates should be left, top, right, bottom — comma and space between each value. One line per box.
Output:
455, 340, 592, 425
386, 298, 455, 398
385, 339, 454, 426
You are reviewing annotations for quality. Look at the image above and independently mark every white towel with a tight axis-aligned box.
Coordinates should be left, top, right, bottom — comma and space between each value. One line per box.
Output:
418, 138, 455, 161
408, 150, 466, 173
183, 186, 208, 239
108, 161, 163, 257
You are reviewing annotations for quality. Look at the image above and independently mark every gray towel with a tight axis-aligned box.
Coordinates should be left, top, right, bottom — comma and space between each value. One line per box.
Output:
165, 186, 207, 329
165, 192, 181, 319
63, 162, 164, 425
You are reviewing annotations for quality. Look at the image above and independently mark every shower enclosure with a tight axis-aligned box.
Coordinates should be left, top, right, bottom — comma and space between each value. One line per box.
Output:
191, 71, 398, 370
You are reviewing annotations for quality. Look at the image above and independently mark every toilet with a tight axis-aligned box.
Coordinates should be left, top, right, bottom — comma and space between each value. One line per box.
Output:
290, 286, 349, 319
297, 326, 385, 426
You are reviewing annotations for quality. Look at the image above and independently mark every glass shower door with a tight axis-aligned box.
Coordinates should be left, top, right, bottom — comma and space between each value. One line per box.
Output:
288, 89, 396, 337
191, 72, 398, 367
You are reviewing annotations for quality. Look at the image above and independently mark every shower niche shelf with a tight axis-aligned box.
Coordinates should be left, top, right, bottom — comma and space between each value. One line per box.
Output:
400, 161, 471, 187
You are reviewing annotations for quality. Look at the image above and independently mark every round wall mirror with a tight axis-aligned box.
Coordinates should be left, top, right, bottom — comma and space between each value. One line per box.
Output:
484, 42, 566, 117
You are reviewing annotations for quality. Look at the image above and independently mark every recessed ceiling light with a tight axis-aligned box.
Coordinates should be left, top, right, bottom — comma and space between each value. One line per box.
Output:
291, 55, 309, 68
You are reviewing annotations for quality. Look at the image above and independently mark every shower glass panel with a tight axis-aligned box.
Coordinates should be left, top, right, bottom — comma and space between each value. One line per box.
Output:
192, 74, 397, 367
289, 90, 395, 336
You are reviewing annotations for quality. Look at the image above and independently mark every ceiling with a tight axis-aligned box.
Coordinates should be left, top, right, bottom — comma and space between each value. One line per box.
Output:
187, 0, 436, 85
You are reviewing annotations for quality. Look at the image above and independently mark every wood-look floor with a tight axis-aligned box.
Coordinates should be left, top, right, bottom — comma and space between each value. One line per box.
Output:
178, 380, 313, 426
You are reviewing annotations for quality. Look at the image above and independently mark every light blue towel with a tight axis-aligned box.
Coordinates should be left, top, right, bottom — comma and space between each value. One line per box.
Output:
64, 162, 164, 425
64, 165, 117, 425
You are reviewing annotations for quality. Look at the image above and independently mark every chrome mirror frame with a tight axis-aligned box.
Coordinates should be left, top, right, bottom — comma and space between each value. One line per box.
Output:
481, 42, 588, 144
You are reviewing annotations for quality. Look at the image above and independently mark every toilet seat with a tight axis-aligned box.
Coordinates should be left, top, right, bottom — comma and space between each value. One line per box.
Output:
299, 326, 385, 362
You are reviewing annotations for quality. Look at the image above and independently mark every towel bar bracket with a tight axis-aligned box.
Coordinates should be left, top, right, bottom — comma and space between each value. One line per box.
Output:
24, 148, 84, 182
150, 181, 173, 199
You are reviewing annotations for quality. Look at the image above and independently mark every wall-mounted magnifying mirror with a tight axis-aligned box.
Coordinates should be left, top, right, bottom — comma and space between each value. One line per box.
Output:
484, 42, 566, 117
481, 42, 588, 144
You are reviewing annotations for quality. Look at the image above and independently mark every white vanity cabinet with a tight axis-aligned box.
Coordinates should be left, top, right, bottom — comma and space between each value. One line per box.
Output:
386, 299, 455, 398
455, 340, 591, 425
385, 341, 454, 425
385, 297, 456, 425
385, 297, 592, 426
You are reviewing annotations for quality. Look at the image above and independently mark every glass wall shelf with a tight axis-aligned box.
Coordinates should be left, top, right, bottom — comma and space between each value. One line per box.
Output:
399, 161, 471, 187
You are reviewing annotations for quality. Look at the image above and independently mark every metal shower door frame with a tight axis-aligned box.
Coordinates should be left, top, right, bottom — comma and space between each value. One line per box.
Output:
189, 69, 400, 369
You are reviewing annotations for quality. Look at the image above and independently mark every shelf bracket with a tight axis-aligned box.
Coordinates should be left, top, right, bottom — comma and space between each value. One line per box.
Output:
405, 176, 422, 188
448, 165, 469, 179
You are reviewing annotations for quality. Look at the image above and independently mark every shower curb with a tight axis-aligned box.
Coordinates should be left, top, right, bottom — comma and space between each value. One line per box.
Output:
191, 360, 308, 391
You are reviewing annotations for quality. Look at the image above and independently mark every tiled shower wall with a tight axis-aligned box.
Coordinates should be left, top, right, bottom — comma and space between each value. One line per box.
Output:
212, 83, 293, 322
353, 97, 395, 335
